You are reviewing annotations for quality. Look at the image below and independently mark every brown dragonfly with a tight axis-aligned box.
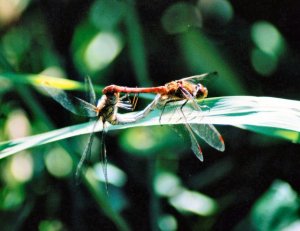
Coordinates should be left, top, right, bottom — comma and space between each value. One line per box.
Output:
43, 77, 138, 186
103, 72, 225, 161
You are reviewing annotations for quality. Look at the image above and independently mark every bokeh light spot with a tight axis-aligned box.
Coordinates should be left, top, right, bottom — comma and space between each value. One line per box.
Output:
0, 0, 30, 27
121, 127, 156, 155
251, 180, 298, 231
169, 189, 218, 216
39, 219, 65, 231
93, 163, 127, 187
45, 147, 73, 178
0, 186, 25, 210
161, 2, 202, 34
10, 152, 33, 183
251, 21, 285, 57
5, 109, 30, 139
89, 0, 125, 30
158, 214, 178, 231
154, 172, 182, 197
84, 32, 123, 72
198, 0, 233, 25
120, 126, 177, 157
251, 48, 278, 76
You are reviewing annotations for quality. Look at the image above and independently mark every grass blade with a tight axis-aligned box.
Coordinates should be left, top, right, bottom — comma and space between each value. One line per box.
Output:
0, 72, 102, 92
0, 96, 299, 159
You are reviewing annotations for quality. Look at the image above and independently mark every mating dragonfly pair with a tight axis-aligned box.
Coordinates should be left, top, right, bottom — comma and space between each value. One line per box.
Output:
43, 72, 225, 183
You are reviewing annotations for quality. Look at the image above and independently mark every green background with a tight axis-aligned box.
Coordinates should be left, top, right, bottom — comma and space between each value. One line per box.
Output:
0, 1, 299, 230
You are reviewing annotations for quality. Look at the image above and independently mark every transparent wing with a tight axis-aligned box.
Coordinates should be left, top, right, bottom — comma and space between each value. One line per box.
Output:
75, 120, 98, 180
101, 125, 109, 194
191, 123, 225, 151
43, 82, 98, 117
162, 100, 225, 152
180, 72, 218, 84
85, 76, 96, 106
178, 87, 225, 152
172, 124, 203, 161
182, 124, 204, 161
160, 100, 204, 161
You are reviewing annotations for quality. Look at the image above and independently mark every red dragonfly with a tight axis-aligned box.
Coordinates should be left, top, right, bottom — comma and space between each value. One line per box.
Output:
43, 77, 138, 185
103, 72, 225, 161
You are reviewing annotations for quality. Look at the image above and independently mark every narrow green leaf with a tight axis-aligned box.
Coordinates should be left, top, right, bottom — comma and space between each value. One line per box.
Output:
0, 96, 299, 159
0, 72, 102, 92
0, 72, 155, 100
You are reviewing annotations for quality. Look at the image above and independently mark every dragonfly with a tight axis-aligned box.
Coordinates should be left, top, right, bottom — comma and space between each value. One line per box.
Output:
103, 72, 225, 161
42, 77, 138, 186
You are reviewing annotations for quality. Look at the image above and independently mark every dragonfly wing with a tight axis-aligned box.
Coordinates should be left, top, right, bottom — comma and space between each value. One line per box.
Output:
178, 88, 225, 152
182, 123, 204, 161
101, 125, 109, 194
85, 76, 96, 106
191, 123, 225, 151
172, 101, 205, 161
43, 83, 98, 117
180, 72, 218, 84
172, 124, 204, 161
75, 120, 98, 181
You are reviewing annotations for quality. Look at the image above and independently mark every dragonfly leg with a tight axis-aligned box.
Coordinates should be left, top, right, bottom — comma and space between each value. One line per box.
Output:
159, 99, 178, 125
118, 93, 139, 111
179, 99, 189, 121
131, 93, 139, 111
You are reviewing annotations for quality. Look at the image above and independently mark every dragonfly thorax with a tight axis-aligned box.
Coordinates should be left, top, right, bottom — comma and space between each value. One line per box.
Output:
194, 83, 208, 99
97, 93, 119, 124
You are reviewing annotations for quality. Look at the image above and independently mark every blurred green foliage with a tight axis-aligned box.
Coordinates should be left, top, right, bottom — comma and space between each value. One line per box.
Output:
0, 0, 300, 230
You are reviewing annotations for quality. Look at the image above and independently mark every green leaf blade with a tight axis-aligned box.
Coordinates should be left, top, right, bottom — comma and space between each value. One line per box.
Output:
0, 96, 299, 159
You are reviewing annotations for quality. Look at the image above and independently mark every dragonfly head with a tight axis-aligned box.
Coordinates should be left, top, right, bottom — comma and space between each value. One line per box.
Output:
195, 84, 208, 99
104, 92, 119, 104
96, 92, 118, 110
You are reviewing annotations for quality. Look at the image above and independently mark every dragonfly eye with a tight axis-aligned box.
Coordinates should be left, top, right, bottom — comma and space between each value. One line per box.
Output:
105, 92, 119, 104
105, 92, 115, 97
195, 84, 208, 99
